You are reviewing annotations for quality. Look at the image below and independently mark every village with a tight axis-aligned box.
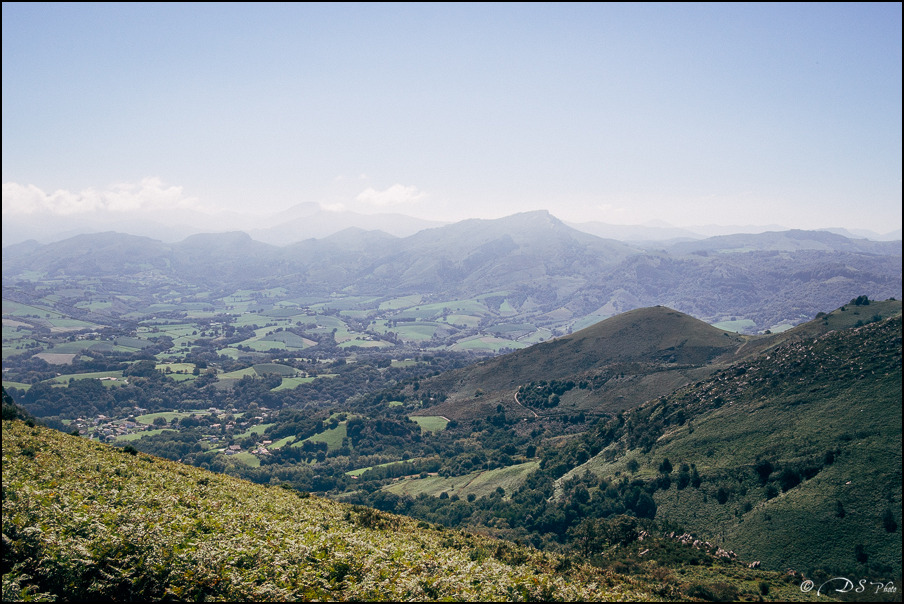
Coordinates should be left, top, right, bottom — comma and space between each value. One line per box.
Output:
66, 404, 279, 459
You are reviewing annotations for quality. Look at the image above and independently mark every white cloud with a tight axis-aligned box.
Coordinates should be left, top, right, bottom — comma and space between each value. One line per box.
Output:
1, 178, 207, 216
355, 183, 426, 207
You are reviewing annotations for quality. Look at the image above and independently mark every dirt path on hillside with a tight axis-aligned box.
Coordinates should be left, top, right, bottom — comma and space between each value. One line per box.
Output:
513, 391, 539, 418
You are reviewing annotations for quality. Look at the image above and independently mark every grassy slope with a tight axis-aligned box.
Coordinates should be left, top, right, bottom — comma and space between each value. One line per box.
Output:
416, 306, 747, 420
562, 314, 902, 578
2, 420, 654, 602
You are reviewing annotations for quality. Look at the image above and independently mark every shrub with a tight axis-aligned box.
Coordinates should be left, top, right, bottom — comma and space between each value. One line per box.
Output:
778, 468, 801, 492
716, 487, 729, 505
882, 508, 897, 533
686, 582, 740, 602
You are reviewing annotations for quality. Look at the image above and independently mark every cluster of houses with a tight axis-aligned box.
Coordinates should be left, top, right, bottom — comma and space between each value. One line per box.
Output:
69, 408, 150, 441
71, 405, 282, 461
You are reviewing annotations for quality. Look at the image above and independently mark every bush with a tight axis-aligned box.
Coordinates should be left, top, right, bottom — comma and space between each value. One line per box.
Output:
882, 508, 897, 533
753, 459, 773, 483
778, 468, 801, 492
716, 487, 729, 505
686, 582, 740, 602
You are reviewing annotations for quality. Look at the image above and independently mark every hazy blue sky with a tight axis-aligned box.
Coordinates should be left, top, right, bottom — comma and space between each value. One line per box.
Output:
3, 2, 901, 232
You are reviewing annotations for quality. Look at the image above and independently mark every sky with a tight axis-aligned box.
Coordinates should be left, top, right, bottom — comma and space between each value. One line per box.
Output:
2, 2, 902, 234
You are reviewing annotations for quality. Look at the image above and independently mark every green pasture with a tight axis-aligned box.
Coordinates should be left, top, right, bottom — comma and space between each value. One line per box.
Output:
2, 300, 63, 318
266, 435, 295, 449
498, 299, 517, 314
450, 335, 527, 352
216, 347, 243, 360
42, 341, 113, 354
1, 381, 32, 392
113, 336, 154, 349
260, 331, 316, 349
270, 376, 314, 391
252, 363, 300, 376
297, 422, 347, 451
408, 416, 448, 433
46, 370, 124, 385
346, 458, 417, 477
514, 327, 554, 345
47, 318, 97, 332
371, 320, 443, 341
339, 338, 391, 349
383, 461, 540, 500
31, 352, 77, 365
379, 295, 423, 310
156, 362, 196, 374
75, 300, 113, 311
390, 307, 444, 321
441, 314, 481, 328
217, 367, 258, 380
115, 429, 177, 441
134, 411, 209, 425
230, 452, 261, 467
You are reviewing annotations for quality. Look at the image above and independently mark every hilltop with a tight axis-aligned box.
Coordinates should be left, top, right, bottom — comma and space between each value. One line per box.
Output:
412, 306, 748, 420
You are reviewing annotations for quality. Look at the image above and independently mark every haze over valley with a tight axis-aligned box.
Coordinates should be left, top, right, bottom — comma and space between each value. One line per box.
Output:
3, 3, 901, 602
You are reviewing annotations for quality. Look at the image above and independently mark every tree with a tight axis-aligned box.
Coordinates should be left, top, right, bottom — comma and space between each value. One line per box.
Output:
658, 458, 673, 474
882, 507, 897, 533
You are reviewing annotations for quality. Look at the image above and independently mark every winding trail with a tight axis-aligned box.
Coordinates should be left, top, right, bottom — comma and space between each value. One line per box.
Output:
513, 390, 539, 418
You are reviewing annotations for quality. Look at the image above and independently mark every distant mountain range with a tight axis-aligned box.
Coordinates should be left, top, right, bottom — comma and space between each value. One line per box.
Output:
4, 201, 901, 247
3, 211, 901, 333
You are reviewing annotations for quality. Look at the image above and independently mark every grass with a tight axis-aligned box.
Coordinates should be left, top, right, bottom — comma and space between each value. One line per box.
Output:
235, 423, 275, 439
116, 428, 177, 441
298, 423, 348, 451
270, 376, 316, 391
384, 461, 541, 500
560, 315, 903, 579
408, 416, 449, 433
46, 370, 125, 384
230, 451, 261, 467
134, 411, 205, 425
379, 294, 423, 310
450, 335, 527, 352
3, 419, 652, 601
346, 459, 417, 477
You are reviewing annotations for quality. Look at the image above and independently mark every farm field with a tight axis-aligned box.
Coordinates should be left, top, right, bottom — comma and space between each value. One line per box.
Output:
383, 461, 541, 500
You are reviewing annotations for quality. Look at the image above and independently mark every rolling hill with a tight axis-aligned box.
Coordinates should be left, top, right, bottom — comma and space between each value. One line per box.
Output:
3, 211, 900, 334
551, 311, 902, 578
412, 306, 749, 420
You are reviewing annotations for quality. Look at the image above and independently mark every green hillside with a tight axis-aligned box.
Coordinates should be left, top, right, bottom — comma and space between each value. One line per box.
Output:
1, 419, 653, 602
415, 306, 748, 420
555, 314, 902, 579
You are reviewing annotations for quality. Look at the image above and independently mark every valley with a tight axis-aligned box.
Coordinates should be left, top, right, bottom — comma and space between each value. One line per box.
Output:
2, 216, 902, 601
